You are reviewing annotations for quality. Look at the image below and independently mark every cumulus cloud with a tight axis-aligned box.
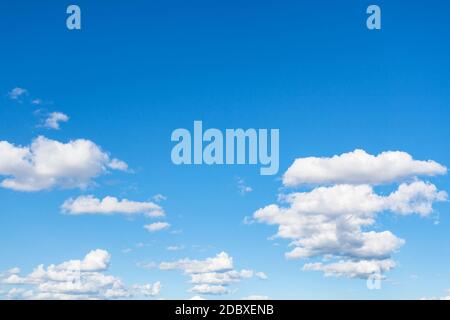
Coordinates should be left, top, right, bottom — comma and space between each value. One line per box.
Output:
0, 250, 161, 300
283, 149, 447, 187
253, 149, 447, 279
61, 195, 164, 217
159, 252, 265, 295
7, 87, 27, 100
0, 136, 128, 191
43, 112, 69, 130
144, 222, 170, 232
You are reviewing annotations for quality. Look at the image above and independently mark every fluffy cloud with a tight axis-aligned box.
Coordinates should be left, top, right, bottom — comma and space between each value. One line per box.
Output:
255, 181, 445, 261
144, 222, 170, 232
61, 195, 164, 217
44, 112, 69, 130
253, 149, 447, 279
283, 149, 447, 187
0, 136, 128, 191
0, 250, 161, 300
159, 252, 265, 295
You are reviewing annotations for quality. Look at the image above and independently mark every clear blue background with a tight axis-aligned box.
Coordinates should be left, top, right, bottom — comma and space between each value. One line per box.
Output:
0, 0, 449, 299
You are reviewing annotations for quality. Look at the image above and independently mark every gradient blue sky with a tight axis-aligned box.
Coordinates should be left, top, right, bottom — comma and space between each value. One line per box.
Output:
1, 0, 450, 299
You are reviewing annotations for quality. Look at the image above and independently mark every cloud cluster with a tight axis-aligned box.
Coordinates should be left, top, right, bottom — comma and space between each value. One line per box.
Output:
253, 150, 447, 279
0, 250, 161, 300
159, 252, 267, 295
0, 136, 127, 191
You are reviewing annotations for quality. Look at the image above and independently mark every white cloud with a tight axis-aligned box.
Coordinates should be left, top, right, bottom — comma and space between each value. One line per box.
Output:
255, 272, 268, 280
189, 284, 229, 295
283, 149, 447, 187
387, 181, 447, 216
43, 112, 69, 130
61, 195, 164, 217
189, 270, 254, 285
8, 87, 27, 100
160, 252, 233, 274
254, 182, 445, 264
0, 136, 127, 191
253, 150, 447, 279
7, 267, 21, 274
303, 259, 396, 279
159, 252, 266, 296
144, 222, 170, 232
107, 158, 129, 171
0, 250, 161, 300
166, 245, 184, 251
131, 282, 161, 297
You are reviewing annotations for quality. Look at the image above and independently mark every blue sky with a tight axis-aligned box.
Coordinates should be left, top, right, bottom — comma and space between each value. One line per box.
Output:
1, 0, 450, 299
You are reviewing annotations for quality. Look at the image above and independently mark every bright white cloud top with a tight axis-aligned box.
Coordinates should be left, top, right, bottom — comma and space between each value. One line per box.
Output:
254, 149, 447, 279
0, 136, 128, 191
283, 149, 447, 187
62, 195, 165, 217
159, 252, 266, 295
0, 249, 161, 300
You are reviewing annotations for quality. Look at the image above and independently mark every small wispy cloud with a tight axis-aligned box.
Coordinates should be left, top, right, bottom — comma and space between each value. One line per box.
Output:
153, 194, 167, 202
43, 112, 69, 130
144, 222, 170, 232
166, 245, 184, 251
136, 261, 157, 269
237, 177, 252, 195
7, 87, 28, 101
